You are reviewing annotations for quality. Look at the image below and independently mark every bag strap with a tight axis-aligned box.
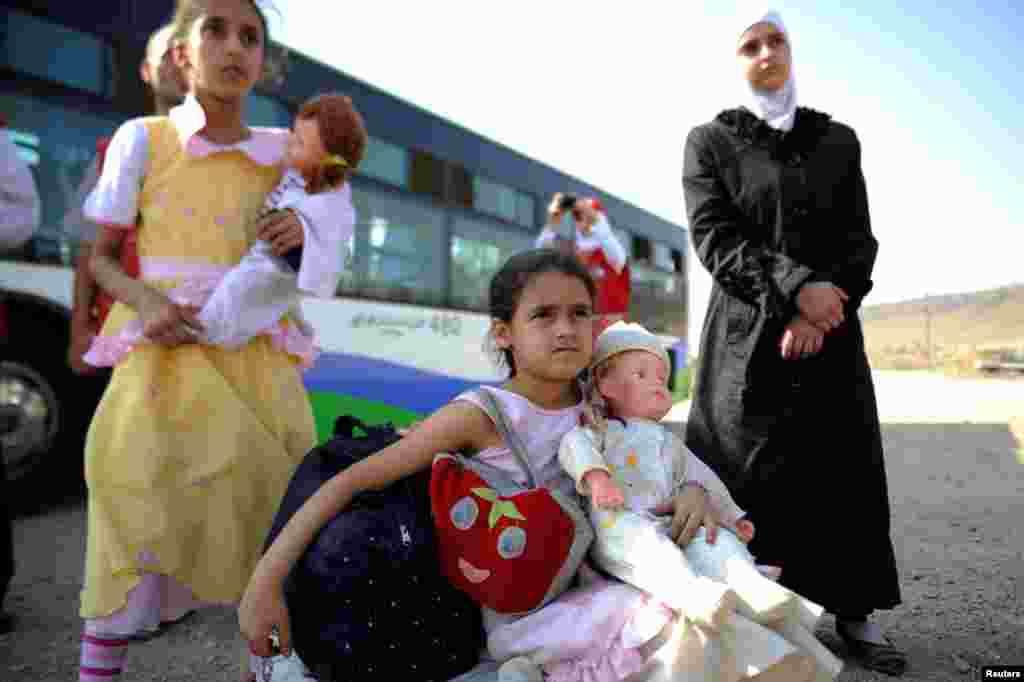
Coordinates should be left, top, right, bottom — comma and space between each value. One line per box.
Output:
470, 388, 539, 489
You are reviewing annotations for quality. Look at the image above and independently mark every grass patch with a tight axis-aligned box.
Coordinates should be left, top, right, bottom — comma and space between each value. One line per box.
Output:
308, 391, 423, 444
672, 363, 693, 402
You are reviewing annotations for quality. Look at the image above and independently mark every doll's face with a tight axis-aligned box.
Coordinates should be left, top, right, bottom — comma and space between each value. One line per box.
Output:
286, 116, 329, 182
597, 350, 672, 421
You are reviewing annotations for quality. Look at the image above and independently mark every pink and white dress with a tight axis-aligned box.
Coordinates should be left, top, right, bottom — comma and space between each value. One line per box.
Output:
196, 167, 355, 350
458, 388, 825, 682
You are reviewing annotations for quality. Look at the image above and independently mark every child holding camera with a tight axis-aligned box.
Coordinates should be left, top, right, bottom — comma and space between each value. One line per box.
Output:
535, 193, 630, 336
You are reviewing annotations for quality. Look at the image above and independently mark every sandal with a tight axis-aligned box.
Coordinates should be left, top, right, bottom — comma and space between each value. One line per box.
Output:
160, 608, 197, 631
127, 609, 198, 642
838, 626, 907, 676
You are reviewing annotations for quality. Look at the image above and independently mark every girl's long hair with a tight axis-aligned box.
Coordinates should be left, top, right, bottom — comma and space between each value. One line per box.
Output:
582, 357, 615, 451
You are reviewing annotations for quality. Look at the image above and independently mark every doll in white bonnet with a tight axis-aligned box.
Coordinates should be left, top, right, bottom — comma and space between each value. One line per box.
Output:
558, 321, 843, 678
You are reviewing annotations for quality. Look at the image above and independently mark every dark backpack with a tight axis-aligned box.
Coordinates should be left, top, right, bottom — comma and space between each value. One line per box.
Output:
264, 416, 483, 681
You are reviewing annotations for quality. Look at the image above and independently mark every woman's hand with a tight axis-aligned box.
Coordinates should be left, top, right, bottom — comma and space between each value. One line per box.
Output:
257, 209, 305, 257
652, 484, 718, 547
780, 314, 825, 360
734, 519, 755, 543
795, 282, 849, 330
238, 571, 293, 658
136, 290, 203, 347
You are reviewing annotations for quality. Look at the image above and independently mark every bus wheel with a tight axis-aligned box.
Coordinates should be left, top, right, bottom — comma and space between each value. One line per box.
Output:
0, 360, 60, 485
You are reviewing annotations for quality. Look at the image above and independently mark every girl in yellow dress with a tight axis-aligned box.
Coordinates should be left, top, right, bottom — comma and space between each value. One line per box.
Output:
77, 2, 319, 679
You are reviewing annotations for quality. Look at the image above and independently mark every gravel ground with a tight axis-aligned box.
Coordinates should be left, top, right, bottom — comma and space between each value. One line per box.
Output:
2, 370, 1022, 681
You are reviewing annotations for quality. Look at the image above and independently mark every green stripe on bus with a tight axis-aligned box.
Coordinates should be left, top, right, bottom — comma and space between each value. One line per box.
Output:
308, 391, 424, 444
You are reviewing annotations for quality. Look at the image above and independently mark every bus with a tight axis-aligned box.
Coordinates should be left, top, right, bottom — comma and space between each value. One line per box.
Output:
0, 1, 689, 486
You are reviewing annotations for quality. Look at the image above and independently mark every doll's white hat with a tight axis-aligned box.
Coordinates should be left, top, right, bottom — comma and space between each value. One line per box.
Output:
592, 321, 670, 371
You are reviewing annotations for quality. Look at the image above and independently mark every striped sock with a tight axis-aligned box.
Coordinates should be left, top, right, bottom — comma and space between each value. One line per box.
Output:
79, 633, 130, 681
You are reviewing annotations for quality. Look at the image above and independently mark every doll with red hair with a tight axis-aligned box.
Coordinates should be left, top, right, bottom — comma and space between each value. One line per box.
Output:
82, 93, 368, 366
194, 93, 367, 351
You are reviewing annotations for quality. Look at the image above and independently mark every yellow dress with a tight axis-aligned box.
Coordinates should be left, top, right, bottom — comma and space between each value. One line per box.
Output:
80, 117, 316, 619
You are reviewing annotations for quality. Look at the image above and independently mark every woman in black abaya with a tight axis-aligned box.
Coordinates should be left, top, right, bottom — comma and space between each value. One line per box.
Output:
682, 10, 906, 676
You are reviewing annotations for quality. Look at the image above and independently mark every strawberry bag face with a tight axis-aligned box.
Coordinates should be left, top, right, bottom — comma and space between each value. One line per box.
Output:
430, 453, 592, 615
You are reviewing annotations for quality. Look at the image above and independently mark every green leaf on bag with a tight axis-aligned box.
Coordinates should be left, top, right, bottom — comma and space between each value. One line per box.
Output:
487, 499, 526, 529
472, 487, 497, 502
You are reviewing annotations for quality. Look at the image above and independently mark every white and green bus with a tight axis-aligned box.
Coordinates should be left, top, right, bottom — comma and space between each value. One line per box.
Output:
0, 1, 689, 486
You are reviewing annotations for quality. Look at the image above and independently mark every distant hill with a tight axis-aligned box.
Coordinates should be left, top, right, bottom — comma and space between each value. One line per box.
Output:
860, 283, 1024, 370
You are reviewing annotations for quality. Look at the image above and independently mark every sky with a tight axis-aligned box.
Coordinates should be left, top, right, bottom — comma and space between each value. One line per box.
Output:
272, 1, 1024, 344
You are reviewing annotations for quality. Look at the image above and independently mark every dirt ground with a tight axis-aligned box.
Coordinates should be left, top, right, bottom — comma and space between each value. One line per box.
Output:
2, 370, 1022, 681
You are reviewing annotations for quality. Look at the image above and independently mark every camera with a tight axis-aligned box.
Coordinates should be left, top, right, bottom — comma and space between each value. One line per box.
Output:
557, 193, 578, 211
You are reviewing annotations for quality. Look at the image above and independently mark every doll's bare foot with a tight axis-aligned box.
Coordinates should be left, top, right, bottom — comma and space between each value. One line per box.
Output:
681, 577, 739, 631
722, 555, 797, 623
794, 595, 826, 631
499, 656, 544, 682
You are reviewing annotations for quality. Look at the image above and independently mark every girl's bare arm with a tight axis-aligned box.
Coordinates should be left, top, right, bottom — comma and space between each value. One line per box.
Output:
90, 226, 201, 346
90, 226, 155, 311
240, 399, 495, 656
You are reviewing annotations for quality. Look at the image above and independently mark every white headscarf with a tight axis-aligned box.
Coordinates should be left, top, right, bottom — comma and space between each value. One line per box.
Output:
739, 10, 798, 131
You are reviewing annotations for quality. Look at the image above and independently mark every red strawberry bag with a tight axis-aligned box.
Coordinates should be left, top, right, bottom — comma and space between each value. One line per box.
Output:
430, 389, 593, 616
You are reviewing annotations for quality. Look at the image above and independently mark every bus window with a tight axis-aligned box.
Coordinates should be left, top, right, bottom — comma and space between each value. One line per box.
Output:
450, 165, 473, 209
342, 186, 446, 306
0, 92, 120, 265
632, 235, 651, 264
410, 150, 445, 201
359, 136, 408, 188
248, 93, 291, 128
474, 175, 534, 228
517, 191, 536, 228
652, 242, 674, 272
672, 248, 684, 274
0, 9, 114, 97
449, 216, 533, 312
